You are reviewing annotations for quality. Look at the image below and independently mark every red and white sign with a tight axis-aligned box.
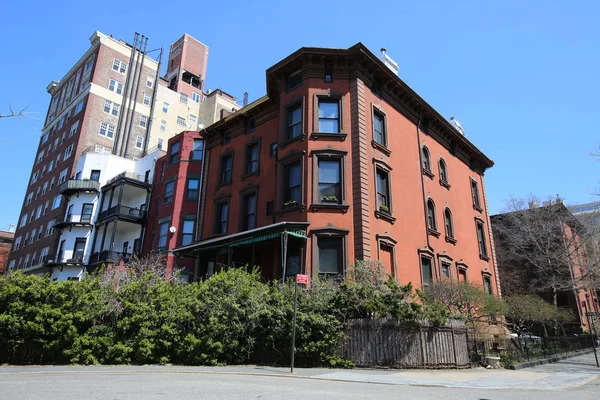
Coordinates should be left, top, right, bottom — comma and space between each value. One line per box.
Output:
296, 274, 308, 284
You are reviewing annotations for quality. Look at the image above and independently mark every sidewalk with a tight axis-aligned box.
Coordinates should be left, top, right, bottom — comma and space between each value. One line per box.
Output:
1, 352, 598, 390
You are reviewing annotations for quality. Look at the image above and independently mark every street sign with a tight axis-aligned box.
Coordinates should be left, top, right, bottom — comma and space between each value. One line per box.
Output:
296, 274, 308, 284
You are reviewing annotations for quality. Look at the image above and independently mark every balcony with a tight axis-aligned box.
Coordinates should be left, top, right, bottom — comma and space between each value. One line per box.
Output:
97, 205, 146, 224
46, 251, 85, 265
53, 215, 93, 231
59, 179, 101, 196
106, 171, 152, 186
88, 250, 122, 265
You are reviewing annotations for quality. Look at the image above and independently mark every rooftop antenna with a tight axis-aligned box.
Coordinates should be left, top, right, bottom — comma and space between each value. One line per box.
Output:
243, 92, 248, 107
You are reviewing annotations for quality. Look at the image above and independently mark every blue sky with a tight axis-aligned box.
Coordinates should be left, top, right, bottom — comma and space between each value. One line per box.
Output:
1, 0, 599, 229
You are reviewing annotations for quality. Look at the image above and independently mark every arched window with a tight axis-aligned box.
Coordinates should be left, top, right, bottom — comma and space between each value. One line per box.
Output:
427, 199, 436, 231
422, 146, 431, 172
439, 159, 448, 183
444, 208, 454, 238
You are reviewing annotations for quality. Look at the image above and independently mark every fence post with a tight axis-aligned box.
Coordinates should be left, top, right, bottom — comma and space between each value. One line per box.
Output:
451, 326, 458, 367
419, 326, 426, 368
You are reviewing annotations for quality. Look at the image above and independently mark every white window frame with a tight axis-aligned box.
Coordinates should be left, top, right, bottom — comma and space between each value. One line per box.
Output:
146, 74, 154, 88
143, 93, 151, 105
99, 122, 115, 139
135, 135, 144, 149
160, 120, 166, 132
177, 116, 186, 127
112, 58, 127, 74
139, 115, 147, 128
58, 168, 68, 184
108, 79, 123, 95
192, 92, 201, 102
52, 195, 62, 210
64, 144, 74, 159
180, 93, 188, 104
162, 102, 169, 113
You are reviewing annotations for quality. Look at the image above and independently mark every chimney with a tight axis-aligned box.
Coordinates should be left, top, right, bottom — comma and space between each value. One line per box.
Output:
243, 92, 248, 107
556, 194, 563, 204
529, 200, 539, 209
7, 224, 15, 233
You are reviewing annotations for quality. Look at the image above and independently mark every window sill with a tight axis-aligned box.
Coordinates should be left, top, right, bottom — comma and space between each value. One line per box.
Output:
445, 236, 457, 245
310, 132, 347, 141
216, 181, 232, 190
375, 210, 396, 224
440, 180, 451, 190
241, 170, 259, 181
371, 140, 391, 156
310, 203, 350, 212
423, 169, 434, 179
279, 204, 306, 215
473, 204, 483, 213
428, 229, 441, 238
279, 134, 305, 149
480, 254, 490, 261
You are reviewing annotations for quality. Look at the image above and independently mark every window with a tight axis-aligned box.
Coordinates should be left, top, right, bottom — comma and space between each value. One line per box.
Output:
64, 144, 74, 159
36, 205, 42, 219
219, 154, 233, 185
476, 221, 488, 258
162, 102, 169, 113
181, 219, 195, 246
25, 192, 33, 205
483, 275, 493, 294
20, 214, 27, 228
31, 171, 39, 185
73, 238, 86, 261
471, 179, 481, 209
112, 58, 127, 73
458, 268, 467, 282
444, 208, 454, 239
143, 93, 151, 105
75, 101, 84, 114
90, 170, 100, 182
373, 109, 386, 146
108, 79, 123, 94
164, 181, 175, 203
189, 115, 197, 126
427, 199, 437, 231
283, 161, 301, 207
14, 236, 21, 250
146, 74, 154, 88
221, 131, 231, 145
135, 135, 144, 149
139, 115, 147, 128
8, 260, 15, 271
30, 229, 37, 244
192, 92, 201, 102
45, 220, 54, 236
421, 256, 433, 288
439, 159, 448, 183
58, 168, 68, 184
376, 168, 390, 214
52, 195, 62, 210
23, 254, 30, 268
441, 262, 451, 279
286, 103, 302, 139
176, 116, 186, 127
36, 151, 44, 164
269, 142, 278, 156
246, 118, 256, 133
242, 193, 257, 231
35, 187, 41, 199
99, 122, 115, 139
43, 201, 49, 215
266, 201, 274, 217
157, 138, 164, 150
317, 99, 340, 133
318, 237, 343, 276
422, 146, 431, 172
81, 203, 93, 223
104, 100, 119, 116
23, 232, 29, 246
318, 159, 341, 204
158, 222, 169, 250
192, 139, 203, 160
169, 141, 180, 163
160, 120, 166, 132
287, 70, 302, 90
186, 178, 199, 200
180, 93, 188, 104
245, 142, 259, 175
48, 160, 54, 173
215, 202, 229, 234
325, 63, 333, 83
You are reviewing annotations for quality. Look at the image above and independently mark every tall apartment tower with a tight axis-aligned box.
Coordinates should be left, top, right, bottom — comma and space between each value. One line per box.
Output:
6, 31, 222, 275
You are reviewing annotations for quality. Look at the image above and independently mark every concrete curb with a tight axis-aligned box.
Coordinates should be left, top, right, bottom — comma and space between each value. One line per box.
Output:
507, 348, 596, 370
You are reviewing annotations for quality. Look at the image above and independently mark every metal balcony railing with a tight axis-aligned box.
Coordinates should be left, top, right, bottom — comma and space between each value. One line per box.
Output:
106, 171, 152, 186
89, 250, 120, 265
97, 204, 146, 222
59, 179, 101, 195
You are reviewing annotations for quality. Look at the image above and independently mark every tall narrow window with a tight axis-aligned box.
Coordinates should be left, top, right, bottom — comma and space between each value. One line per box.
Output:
73, 238, 86, 261
422, 146, 431, 172
318, 237, 343, 276
427, 199, 437, 231
376, 168, 390, 214
242, 193, 257, 231
192, 139, 204, 160
318, 159, 341, 204
158, 222, 169, 250
283, 161, 301, 207
164, 181, 175, 203
373, 110, 386, 146
142, 93, 151, 106
318, 99, 340, 133
471, 179, 481, 209
169, 141, 180, 164
245, 143, 259, 175
135, 135, 144, 149
441, 262, 451, 279
444, 208, 454, 239
181, 219, 195, 246
439, 159, 448, 183
90, 170, 100, 182
287, 70, 303, 90
324, 63, 333, 83
220, 154, 233, 185
476, 221, 488, 258
215, 202, 229, 234
186, 178, 199, 200
81, 204, 93, 223
287, 103, 302, 139
421, 257, 433, 288
483, 275, 493, 294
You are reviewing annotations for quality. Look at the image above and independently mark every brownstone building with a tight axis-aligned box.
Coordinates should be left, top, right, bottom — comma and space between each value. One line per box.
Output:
175, 43, 500, 293
0, 229, 15, 273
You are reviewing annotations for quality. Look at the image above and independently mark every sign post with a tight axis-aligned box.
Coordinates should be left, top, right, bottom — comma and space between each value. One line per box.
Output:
291, 274, 308, 373
586, 312, 599, 368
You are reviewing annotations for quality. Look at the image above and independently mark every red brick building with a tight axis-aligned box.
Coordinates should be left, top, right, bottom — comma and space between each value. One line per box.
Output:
174, 43, 500, 293
143, 131, 204, 279
0, 229, 15, 273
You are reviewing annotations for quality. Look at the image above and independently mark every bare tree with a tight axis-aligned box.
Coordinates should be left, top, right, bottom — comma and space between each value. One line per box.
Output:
0, 104, 30, 120
492, 195, 599, 306
97, 253, 181, 289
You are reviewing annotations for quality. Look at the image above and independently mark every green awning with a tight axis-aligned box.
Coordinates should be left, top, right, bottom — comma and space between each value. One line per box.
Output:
229, 230, 307, 248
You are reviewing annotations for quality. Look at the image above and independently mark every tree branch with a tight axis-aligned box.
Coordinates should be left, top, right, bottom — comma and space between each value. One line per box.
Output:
0, 103, 30, 120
